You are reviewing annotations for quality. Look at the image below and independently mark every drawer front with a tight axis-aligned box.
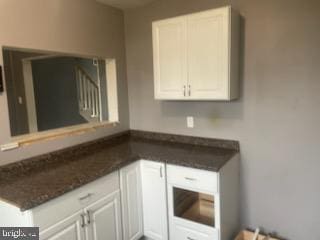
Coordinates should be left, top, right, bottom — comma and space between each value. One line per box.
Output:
167, 164, 218, 193
32, 171, 120, 231
170, 223, 219, 240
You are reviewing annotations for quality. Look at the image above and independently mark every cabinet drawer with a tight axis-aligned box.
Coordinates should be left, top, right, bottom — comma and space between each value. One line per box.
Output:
170, 223, 219, 240
33, 171, 120, 231
167, 165, 218, 193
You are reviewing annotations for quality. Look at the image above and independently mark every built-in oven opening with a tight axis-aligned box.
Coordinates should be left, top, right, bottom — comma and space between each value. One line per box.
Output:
173, 187, 215, 227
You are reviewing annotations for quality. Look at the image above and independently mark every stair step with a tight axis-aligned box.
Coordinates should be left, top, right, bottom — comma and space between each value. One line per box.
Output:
79, 109, 100, 123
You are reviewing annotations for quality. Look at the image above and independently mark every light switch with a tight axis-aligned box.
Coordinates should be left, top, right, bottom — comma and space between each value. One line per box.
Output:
187, 116, 194, 128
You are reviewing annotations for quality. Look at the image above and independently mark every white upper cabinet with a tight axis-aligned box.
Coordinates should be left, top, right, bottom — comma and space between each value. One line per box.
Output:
152, 16, 188, 99
152, 6, 239, 100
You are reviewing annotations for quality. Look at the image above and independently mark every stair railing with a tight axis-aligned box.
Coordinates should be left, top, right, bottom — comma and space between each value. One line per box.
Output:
75, 65, 100, 118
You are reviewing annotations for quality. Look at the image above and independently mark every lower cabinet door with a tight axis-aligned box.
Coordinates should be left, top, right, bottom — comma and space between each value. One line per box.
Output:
120, 161, 144, 240
40, 211, 85, 240
141, 160, 168, 240
85, 190, 123, 240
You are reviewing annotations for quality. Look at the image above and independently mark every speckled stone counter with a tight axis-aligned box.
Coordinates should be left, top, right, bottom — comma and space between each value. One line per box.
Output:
0, 130, 239, 211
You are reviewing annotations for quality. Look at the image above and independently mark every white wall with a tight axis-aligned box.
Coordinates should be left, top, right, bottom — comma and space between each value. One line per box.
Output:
0, 0, 129, 165
124, 0, 320, 239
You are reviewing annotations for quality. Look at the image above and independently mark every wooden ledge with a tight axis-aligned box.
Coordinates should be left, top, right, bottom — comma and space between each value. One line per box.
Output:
10, 121, 119, 147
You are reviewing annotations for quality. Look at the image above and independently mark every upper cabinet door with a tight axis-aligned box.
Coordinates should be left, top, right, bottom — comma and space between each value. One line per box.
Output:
153, 17, 188, 99
187, 8, 230, 100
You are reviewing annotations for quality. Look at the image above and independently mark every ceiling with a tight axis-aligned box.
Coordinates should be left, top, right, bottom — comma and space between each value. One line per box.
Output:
96, 0, 158, 9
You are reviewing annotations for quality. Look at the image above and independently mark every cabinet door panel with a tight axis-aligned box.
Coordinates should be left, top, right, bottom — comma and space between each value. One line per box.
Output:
141, 160, 168, 240
153, 17, 187, 99
86, 191, 122, 240
187, 8, 230, 100
40, 211, 85, 240
120, 162, 143, 240
33, 171, 119, 231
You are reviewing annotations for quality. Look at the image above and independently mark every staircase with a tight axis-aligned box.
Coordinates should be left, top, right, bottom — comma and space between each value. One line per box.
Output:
76, 65, 100, 123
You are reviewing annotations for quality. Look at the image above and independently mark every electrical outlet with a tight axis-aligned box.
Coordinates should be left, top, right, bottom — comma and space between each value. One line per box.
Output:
187, 116, 194, 128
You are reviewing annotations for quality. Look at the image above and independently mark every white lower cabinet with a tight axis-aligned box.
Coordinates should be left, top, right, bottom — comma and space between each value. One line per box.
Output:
85, 191, 122, 240
170, 223, 218, 240
0, 157, 239, 240
120, 161, 144, 240
167, 155, 240, 240
37, 172, 123, 240
40, 211, 85, 240
41, 192, 123, 240
141, 160, 168, 240
167, 164, 221, 240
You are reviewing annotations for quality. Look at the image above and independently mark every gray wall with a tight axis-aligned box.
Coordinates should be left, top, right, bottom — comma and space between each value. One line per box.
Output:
0, 0, 129, 165
125, 0, 320, 239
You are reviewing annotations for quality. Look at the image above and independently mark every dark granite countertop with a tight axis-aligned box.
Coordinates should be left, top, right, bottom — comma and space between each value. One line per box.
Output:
0, 130, 239, 211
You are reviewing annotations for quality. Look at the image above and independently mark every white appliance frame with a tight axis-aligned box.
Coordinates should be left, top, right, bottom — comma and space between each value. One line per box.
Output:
167, 182, 221, 239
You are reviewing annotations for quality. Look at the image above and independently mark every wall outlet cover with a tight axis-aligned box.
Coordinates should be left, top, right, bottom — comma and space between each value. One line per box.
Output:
187, 116, 194, 128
